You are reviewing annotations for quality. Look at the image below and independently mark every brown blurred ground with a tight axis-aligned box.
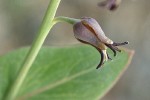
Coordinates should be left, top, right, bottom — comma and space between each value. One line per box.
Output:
0, 0, 150, 100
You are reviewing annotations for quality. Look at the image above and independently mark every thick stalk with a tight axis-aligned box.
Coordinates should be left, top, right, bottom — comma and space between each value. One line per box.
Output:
4, 0, 61, 100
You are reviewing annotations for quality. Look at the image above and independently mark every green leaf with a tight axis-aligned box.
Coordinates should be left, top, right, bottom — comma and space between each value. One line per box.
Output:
0, 45, 134, 100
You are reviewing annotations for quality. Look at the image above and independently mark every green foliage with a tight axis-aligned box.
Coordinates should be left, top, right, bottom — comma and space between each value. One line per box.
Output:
0, 45, 132, 100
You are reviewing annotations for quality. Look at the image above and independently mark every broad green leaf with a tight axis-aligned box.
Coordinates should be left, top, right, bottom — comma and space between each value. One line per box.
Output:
0, 45, 134, 100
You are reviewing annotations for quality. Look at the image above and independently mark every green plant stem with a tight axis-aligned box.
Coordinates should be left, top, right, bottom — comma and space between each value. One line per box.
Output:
4, 0, 61, 100
54, 16, 80, 24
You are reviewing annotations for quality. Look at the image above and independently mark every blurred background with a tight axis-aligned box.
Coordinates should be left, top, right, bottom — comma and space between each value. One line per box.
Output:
0, 0, 150, 100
